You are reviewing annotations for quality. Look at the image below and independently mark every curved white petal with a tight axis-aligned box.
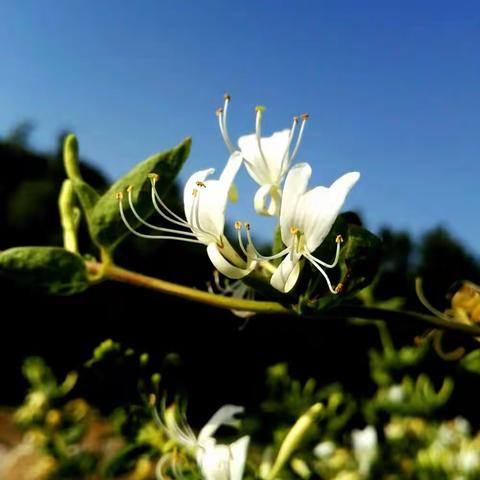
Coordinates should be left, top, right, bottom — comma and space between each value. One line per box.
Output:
302, 171, 360, 252
270, 253, 302, 293
194, 182, 229, 242
253, 184, 282, 216
183, 156, 244, 244
238, 134, 270, 185
184, 168, 215, 222
279, 163, 312, 246
197, 443, 231, 480
198, 405, 245, 445
207, 243, 255, 280
239, 130, 290, 186
229, 436, 250, 480
260, 129, 291, 180
219, 151, 243, 186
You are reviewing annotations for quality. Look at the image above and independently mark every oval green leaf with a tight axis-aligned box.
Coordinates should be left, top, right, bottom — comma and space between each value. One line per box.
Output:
89, 137, 191, 250
0, 246, 89, 295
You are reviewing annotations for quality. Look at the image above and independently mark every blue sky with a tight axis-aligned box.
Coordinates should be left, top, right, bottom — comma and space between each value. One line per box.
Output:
1, 1, 479, 253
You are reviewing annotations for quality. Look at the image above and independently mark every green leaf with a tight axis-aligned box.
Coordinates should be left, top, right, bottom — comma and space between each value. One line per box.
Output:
0, 247, 89, 295
297, 218, 382, 313
89, 137, 191, 250
340, 223, 382, 294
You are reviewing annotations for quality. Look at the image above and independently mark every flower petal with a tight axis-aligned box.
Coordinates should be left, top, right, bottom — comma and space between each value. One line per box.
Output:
198, 405, 245, 445
239, 130, 291, 186
184, 155, 244, 244
279, 163, 312, 246
207, 243, 254, 280
219, 151, 243, 186
260, 129, 291, 180
302, 171, 360, 252
229, 436, 250, 480
238, 133, 269, 185
197, 444, 230, 480
270, 253, 302, 293
183, 168, 215, 222
253, 184, 282, 216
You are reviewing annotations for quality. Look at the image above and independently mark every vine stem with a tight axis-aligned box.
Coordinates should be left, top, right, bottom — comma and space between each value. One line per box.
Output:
85, 261, 480, 336
86, 261, 289, 314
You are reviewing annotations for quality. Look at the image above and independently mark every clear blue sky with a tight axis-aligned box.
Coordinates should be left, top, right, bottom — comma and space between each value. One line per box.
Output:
1, 1, 479, 253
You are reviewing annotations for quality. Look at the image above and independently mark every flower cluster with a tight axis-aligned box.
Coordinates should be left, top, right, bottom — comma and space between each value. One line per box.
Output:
118, 95, 360, 295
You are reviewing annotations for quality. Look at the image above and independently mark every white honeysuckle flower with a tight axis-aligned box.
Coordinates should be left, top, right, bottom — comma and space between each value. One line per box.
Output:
157, 404, 250, 480
237, 162, 360, 294
217, 95, 308, 216
351, 426, 378, 478
118, 152, 256, 280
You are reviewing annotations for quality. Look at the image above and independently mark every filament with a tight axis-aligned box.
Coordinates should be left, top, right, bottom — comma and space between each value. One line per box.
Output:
220, 95, 236, 153
150, 181, 191, 228
305, 240, 341, 269
118, 198, 203, 244
290, 114, 308, 162
244, 224, 289, 260
127, 189, 196, 237
308, 260, 337, 295
279, 116, 298, 177
255, 107, 270, 172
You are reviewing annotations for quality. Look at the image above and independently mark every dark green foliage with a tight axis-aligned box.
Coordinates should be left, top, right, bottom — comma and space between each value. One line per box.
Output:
0, 246, 89, 295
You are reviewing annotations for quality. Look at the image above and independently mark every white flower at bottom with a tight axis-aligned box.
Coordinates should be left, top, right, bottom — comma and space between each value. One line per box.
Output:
118, 152, 256, 280
159, 404, 249, 480
352, 426, 378, 478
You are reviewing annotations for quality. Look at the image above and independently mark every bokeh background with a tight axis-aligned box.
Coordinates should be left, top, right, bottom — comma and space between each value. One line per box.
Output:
1, 1, 479, 420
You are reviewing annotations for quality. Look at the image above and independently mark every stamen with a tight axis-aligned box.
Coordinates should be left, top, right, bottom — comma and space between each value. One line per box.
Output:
217, 94, 236, 154
244, 223, 289, 260
188, 186, 215, 242
115, 192, 123, 200
279, 116, 299, 177
196, 181, 206, 188
149, 176, 191, 227
118, 197, 203, 244
305, 239, 342, 269
308, 260, 338, 295
235, 221, 250, 257
335, 283, 344, 294
127, 188, 196, 236
290, 113, 308, 162
255, 106, 270, 171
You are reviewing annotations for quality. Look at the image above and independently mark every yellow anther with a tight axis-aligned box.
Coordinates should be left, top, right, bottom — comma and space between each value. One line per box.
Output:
148, 173, 159, 183
255, 105, 266, 113
216, 107, 224, 116
301, 113, 310, 121
192, 188, 198, 197
336, 234, 344, 244
293, 116, 299, 123
234, 220, 242, 230
224, 93, 231, 101
148, 393, 156, 407
127, 185, 134, 193
115, 192, 123, 200
335, 283, 345, 294
245, 223, 251, 231
290, 226, 300, 235
196, 181, 206, 188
